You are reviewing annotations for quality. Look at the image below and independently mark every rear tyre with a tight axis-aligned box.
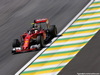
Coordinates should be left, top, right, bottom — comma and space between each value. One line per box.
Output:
49, 25, 57, 38
12, 39, 20, 48
36, 35, 44, 50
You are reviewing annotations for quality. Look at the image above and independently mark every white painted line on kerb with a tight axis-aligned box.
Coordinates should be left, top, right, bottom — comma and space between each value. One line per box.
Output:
35, 54, 75, 62
15, 0, 94, 75
52, 39, 89, 46
43, 46, 84, 54
78, 14, 100, 19
58, 32, 97, 39
66, 26, 100, 32
25, 63, 68, 72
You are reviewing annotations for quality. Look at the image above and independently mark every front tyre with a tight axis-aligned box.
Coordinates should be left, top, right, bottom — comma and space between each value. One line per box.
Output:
12, 39, 20, 48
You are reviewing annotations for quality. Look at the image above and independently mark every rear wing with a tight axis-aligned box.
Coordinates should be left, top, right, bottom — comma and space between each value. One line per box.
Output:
34, 18, 49, 24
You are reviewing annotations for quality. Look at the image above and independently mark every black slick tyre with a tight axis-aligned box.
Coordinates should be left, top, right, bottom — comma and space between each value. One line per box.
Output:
49, 25, 57, 38
12, 39, 20, 48
36, 35, 44, 50
12, 50, 16, 54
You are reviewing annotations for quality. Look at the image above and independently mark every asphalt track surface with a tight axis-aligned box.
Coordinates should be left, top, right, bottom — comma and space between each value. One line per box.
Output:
0, 0, 90, 75
59, 30, 100, 75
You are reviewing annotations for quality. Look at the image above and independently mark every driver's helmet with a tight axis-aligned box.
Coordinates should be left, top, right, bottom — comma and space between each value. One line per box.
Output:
32, 23, 38, 29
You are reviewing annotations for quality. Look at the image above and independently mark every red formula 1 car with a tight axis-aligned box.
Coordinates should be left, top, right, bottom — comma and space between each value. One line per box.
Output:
12, 18, 57, 54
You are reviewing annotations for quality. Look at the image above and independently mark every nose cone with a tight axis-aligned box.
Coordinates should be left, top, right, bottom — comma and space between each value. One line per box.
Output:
22, 34, 31, 50
23, 40, 29, 50
23, 46, 28, 50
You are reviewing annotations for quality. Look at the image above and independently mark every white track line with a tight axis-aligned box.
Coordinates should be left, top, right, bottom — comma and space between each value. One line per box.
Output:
15, 0, 94, 75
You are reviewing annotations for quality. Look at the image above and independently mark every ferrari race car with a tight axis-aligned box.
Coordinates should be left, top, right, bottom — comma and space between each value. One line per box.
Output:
12, 18, 57, 54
